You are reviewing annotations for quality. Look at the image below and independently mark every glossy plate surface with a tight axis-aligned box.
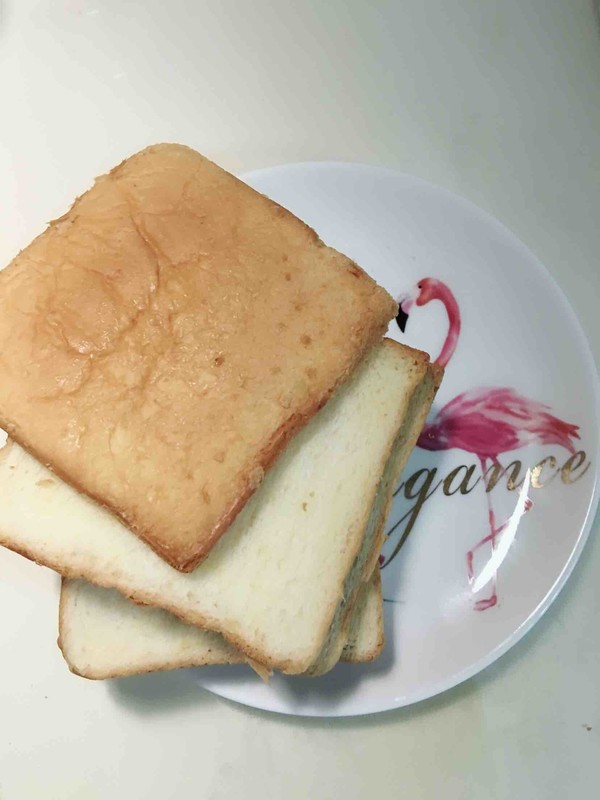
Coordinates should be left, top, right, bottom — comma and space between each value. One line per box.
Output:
194, 162, 600, 716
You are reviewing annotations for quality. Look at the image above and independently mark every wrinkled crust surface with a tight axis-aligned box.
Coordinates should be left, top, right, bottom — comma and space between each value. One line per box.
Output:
0, 143, 396, 570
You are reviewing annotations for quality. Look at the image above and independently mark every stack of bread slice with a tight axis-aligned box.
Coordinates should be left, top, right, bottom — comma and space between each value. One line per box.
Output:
0, 144, 440, 681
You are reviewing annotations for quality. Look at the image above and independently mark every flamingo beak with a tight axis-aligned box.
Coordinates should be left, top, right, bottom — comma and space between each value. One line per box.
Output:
396, 288, 419, 333
396, 301, 410, 332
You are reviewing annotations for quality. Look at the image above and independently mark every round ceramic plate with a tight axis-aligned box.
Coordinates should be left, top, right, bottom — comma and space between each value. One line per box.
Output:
194, 162, 600, 716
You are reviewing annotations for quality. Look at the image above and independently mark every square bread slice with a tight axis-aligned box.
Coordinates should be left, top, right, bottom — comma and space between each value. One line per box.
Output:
57, 572, 384, 680
0, 143, 396, 571
0, 340, 440, 674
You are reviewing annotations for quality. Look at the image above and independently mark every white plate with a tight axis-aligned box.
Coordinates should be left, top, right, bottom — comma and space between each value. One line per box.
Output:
195, 161, 600, 716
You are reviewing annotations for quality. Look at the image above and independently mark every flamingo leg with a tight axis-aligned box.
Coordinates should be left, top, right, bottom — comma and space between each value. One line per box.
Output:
466, 457, 502, 610
466, 458, 533, 610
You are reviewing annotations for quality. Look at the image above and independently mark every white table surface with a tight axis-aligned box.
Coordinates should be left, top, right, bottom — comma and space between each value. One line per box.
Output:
0, 1, 599, 798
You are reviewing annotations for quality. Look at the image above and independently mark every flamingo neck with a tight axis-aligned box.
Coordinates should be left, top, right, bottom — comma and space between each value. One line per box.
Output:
422, 280, 461, 368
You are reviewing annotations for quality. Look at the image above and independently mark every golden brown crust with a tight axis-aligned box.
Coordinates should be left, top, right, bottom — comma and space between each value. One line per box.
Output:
0, 144, 396, 571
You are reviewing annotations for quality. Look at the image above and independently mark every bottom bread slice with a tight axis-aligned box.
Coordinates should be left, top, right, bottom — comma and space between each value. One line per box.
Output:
0, 340, 440, 674
58, 572, 384, 680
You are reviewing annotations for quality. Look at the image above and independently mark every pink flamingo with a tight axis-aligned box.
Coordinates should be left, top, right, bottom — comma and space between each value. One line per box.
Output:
397, 278, 580, 610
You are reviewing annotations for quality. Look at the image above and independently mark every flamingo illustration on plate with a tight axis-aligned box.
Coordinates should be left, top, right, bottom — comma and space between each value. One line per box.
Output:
397, 278, 580, 610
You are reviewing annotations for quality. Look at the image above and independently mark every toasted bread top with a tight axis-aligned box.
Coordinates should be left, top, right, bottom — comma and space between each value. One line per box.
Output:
0, 144, 396, 569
